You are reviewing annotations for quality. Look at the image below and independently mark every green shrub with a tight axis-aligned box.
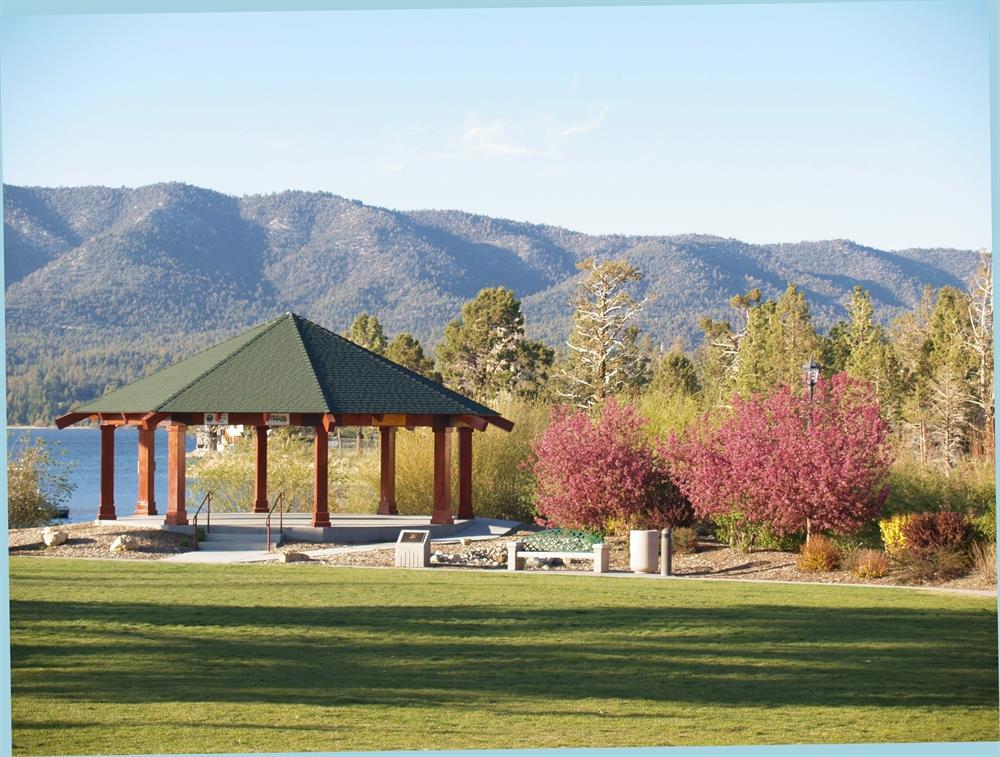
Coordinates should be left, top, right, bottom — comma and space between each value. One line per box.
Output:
848, 549, 891, 580
796, 536, 841, 572
7, 438, 75, 528
712, 513, 802, 553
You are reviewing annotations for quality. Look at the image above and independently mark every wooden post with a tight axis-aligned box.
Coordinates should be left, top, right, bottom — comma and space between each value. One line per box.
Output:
165, 424, 188, 526
457, 427, 473, 520
312, 425, 331, 527
378, 427, 397, 515
98, 424, 117, 521
252, 426, 269, 513
135, 427, 156, 515
431, 426, 453, 525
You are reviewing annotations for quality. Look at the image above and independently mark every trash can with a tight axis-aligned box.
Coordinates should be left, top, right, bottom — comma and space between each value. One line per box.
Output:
629, 529, 659, 573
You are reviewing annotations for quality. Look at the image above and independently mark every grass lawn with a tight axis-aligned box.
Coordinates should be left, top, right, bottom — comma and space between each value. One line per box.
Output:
8, 558, 999, 754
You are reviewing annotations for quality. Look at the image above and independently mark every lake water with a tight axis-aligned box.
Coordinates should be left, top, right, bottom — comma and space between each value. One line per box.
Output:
8, 427, 197, 523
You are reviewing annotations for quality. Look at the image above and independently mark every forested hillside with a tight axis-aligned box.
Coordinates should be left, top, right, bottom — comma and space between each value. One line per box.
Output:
3, 182, 981, 425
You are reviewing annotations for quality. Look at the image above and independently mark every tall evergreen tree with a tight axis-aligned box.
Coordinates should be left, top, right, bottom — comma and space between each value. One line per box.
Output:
348, 313, 388, 355
842, 286, 903, 419
556, 258, 651, 408
731, 284, 821, 397
385, 333, 440, 381
652, 344, 700, 399
436, 287, 553, 398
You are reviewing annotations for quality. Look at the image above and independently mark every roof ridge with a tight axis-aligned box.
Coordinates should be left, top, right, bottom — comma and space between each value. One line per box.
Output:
153, 313, 291, 411
291, 313, 498, 416
288, 313, 335, 412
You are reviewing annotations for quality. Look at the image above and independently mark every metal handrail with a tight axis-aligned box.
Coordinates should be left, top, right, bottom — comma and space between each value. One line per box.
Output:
265, 492, 286, 552
190, 492, 213, 551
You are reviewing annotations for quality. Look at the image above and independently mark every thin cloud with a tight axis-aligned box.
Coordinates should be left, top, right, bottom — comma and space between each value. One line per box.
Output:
461, 118, 539, 156
553, 106, 608, 139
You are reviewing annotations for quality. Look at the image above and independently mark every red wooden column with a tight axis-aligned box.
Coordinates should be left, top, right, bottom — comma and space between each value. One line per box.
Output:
252, 426, 269, 513
312, 425, 331, 527
135, 427, 156, 515
457, 427, 474, 520
165, 424, 188, 526
431, 426, 453, 525
98, 424, 117, 521
378, 427, 397, 515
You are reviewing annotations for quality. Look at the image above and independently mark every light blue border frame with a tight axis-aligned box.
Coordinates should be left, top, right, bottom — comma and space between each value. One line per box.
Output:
0, 1, 997, 757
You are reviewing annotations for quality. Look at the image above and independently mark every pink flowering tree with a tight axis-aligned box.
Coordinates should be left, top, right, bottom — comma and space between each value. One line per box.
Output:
663, 374, 893, 539
530, 398, 691, 533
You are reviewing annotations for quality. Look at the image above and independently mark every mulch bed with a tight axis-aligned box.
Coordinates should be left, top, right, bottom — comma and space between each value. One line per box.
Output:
306, 532, 997, 592
8, 522, 188, 560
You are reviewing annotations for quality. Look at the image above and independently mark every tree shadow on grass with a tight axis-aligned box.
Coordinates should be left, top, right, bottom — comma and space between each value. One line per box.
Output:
10, 599, 998, 712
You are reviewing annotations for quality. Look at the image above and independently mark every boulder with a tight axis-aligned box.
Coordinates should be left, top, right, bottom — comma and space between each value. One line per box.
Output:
41, 528, 68, 547
281, 551, 311, 563
109, 535, 137, 553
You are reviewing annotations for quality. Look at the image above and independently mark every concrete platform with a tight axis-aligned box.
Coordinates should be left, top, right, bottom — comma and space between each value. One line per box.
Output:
100, 512, 519, 545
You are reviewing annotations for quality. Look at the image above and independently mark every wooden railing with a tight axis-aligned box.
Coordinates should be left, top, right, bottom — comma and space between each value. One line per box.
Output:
190, 492, 212, 551
265, 492, 286, 552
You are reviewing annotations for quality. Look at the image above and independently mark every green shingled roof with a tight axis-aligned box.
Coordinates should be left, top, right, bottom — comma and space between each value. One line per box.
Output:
75, 313, 499, 417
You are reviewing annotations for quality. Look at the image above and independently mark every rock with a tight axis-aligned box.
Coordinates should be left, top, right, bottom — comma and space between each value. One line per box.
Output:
41, 528, 68, 547
109, 535, 136, 553
281, 552, 311, 563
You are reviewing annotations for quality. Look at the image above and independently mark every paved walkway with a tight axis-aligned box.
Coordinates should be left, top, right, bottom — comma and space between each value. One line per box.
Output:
160, 517, 520, 565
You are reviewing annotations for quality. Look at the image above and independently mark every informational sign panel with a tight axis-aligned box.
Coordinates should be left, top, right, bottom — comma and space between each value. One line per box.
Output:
265, 413, 290, 427
395, 529, 431, 567
204, 412, 228, 425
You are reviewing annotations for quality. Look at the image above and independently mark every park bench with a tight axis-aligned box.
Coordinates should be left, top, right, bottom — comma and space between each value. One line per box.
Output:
507, 529, 609, 574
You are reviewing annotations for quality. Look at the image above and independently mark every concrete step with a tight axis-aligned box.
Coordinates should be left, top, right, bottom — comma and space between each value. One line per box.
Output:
197, 541, 269, 552
201, 530, 269, 541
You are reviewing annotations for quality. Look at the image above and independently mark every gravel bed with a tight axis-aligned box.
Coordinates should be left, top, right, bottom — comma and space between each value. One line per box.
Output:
8, 523, 188, 560
10, 524, 995, 593
306, 532, 997, 591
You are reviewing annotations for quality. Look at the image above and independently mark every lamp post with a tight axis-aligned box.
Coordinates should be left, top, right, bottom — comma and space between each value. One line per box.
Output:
802, 358, 821, 541
803, 358, 821, 430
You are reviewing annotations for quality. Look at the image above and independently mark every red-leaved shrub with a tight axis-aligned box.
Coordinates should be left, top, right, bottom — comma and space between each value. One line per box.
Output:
900, 512, 971, 559
530, 398, 691, 533
663, 374, 893, 537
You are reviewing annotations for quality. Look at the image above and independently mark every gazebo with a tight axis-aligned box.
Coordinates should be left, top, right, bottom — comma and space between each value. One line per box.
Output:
56, 312, 513, 528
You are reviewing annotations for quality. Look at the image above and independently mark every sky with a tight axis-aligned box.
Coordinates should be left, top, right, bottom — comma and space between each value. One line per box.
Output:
0, 1, 991, 251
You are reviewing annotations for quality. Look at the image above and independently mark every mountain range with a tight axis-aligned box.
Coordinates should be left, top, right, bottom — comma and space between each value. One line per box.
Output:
2, 182, 983, 424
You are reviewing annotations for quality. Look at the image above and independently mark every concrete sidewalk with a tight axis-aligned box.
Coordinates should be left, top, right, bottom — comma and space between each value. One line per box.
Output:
160, 517, 520, 565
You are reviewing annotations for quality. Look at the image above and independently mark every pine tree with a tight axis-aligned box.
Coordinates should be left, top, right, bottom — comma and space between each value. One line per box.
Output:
348, 313, 388, 355
694, 289, 759, 407
731, 284, 821, 397
385, 333, 440, 381
436, 287, 553, 398
842, 286, 903, 419
652, 344, 700, 399
556, 258, 651, 408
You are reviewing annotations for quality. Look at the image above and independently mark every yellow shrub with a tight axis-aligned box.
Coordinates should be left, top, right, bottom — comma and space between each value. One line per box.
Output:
879, 514, 913, 558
